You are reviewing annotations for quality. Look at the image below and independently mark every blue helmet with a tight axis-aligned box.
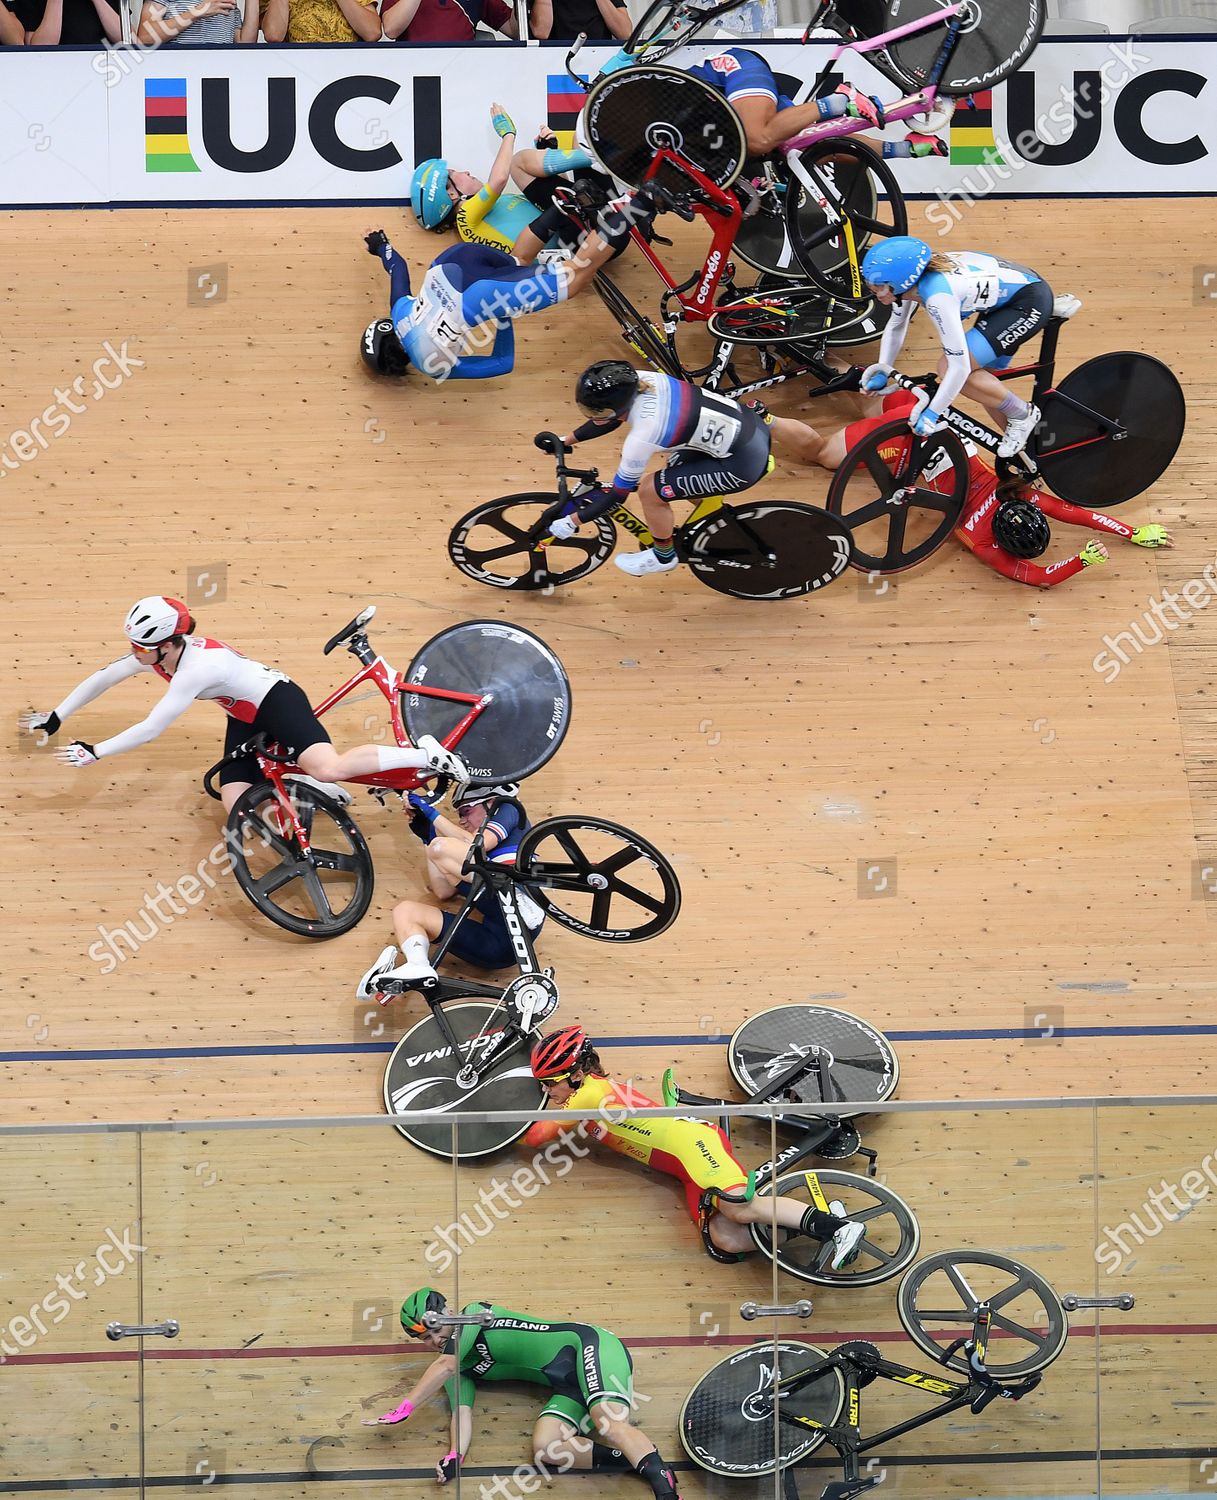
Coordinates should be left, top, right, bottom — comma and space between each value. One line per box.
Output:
410, 158, 455, 232
861, 236, 933, 295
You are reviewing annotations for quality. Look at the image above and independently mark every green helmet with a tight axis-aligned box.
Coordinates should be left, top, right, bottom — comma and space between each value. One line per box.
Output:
401, 1287, 447, 1336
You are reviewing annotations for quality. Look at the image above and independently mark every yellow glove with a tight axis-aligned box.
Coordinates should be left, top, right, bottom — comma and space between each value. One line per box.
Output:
1080, 540, 1108, 568
1131, 524, 1171, 548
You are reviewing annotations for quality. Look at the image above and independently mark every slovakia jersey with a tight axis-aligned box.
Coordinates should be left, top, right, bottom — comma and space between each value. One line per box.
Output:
612, 372, 758, 492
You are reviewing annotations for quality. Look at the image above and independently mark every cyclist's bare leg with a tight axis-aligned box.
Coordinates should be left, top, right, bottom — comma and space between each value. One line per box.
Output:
635, 474, 676, 545
533, 1408, 658, 1471
298, 741, 431, 781
710, 1190, 845, 1252
561, 230, 618, 297
590, 1402, 666, 1467
423, 834, 470, 898
766, 414, 842, 469
220, 779, 253, 814
735, 96, 827, 156
390, 898, 445, 948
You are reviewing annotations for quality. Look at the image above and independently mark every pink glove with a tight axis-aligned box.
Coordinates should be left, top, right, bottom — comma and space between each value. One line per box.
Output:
363, 1398, 414, 1426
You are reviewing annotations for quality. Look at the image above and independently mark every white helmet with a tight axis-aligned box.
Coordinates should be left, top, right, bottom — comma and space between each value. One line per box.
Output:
124, 595, 191, 647
454, 782, 520, 809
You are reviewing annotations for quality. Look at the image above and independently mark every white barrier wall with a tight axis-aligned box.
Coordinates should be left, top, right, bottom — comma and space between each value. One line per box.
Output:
0, 37, 1211, 207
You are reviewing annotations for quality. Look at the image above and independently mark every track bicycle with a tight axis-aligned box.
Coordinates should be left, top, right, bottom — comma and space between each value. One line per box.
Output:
201, 610, 572, 938
448, 431, 854, 599
822, 298, 1188, 573
680, 1248, 1068, 1500
379, 816, 681, 1158
582, 0, 1036, 303
616, 0, 1043, 100
668, 1004, 920, 1287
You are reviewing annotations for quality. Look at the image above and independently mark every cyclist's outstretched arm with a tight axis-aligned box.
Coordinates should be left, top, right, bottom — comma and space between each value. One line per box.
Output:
920, 282, 972, 412
485, 104, 517, 198
973, 541, 1086, 588
444, 323, 515, 380
1035, 493, 1133, 536
875, 298, 915, 371
47, 655, 144, 727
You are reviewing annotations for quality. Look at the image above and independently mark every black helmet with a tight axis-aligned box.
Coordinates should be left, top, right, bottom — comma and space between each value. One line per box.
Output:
361, 319, 410, 377
575, 359, 639, 418
992, 496, 1051, 559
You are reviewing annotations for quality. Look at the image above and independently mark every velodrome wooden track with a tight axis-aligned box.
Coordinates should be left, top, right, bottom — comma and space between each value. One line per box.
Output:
1, 198, 1214, 1496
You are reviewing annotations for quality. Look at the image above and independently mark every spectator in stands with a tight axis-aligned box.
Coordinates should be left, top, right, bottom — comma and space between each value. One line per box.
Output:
137, 0, 259, 43
382, 0, 518, 42
1, 1, 25, 38
260, 0, 379, 41
11, 0, 120, 43
529, 0, 628, 42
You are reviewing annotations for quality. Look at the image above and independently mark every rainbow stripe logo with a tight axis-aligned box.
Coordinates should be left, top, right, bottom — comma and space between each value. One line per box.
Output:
949, 91, 1006, 167
546, 73, 586, 153
145, 80, 200, 173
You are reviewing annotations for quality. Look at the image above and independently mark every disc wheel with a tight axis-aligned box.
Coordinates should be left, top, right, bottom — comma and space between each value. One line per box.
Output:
728, 1004, 900, 1121
751, 1167, 920, 1287
826, 417, 969, 573
679, 1340, 845, 1476
402, 621, 571, 782
884, 0, 1045, 97
448, 494, 616, 592
786, 139, 907, 300
682, 502, 853, 601
383, 1001, 544, 1158
515, 816, 681, 942
594, 272, 683, 377
226, 778, 373, 939
707, 286, 878, 347
1033, 351, 1186, 506
582, 65, 746, 194
897, 1250, 1069, 1379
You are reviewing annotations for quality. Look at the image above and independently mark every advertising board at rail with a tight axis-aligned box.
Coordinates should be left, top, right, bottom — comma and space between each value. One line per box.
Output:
0, 38, 1212, 208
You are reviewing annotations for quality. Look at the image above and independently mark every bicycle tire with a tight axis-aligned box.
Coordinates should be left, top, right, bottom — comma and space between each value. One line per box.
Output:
594, 271, 683, 378
753, 273, 890, 352
679, 1340, 845, 1476
896, 1250, 1069, 1379
682, 501, 853, 601
448, 494, 617, 592
728, 1004, 899, 1119
1033, 351, 1186, 506
751, 1167, 920, 1287
825, 417, 969, 572
885, 0, 1045, 98
786, 138, 907, 300
402, 621, 571, 783
383, 1000, 544, 1158
225, 778, 374, 939
515, 816, 681, 943
707, 287, 878, 347
583, 65, 747, 193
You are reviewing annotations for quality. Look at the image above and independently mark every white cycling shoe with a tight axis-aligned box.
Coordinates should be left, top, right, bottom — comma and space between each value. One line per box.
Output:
289, 774, 353, 807
827, 1199, 866, 1271
614, 549, 680, 577
356, 945, 399, 1000
997, 403, 1041, 458
416, 734, 470, 781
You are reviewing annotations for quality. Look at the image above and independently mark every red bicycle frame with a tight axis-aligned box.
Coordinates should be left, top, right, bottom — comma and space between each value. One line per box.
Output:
636, 148, 745, 320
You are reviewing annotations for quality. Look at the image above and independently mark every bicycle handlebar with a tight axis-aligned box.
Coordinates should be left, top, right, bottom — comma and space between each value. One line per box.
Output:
534, 431, 570, 456
201, 731, 295, 801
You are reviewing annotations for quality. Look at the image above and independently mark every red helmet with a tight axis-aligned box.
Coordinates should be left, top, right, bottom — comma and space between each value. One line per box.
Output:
530, 1026, 592, 1081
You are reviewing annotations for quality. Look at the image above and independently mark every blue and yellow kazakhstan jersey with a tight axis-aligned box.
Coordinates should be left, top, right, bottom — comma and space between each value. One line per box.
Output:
456, 185, 541, 254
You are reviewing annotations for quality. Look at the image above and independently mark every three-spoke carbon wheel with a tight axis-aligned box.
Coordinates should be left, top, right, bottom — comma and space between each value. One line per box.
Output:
402, 620, 572, 781
515, 816, 681, 942
679, 1340, 845, 1476
449, 494, 617, 591
826, 417, 970, 573
750, 1167, 920, 1287
383, 1000, 544, 1159
786, 139, 907, 300
897, 1250, 1069, 1379
226, 778, 374, 939
682, 503, 853, 601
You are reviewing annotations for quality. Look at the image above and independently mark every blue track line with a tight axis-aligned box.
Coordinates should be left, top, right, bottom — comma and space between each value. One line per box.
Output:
3, 1024, 1216, 1066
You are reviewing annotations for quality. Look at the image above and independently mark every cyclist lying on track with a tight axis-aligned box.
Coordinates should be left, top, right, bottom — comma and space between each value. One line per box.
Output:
683, 46, 948, 158
548, 359, 780, 577
522, 1026, 866, 1267
365, 1287, 686, 1500
753, 390, 1174, 585
19, 596, 468, 808
356, 782, 545, 996
860, 235, 1053, 456
409, 104, 599, 257
360, 216, 624, 381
